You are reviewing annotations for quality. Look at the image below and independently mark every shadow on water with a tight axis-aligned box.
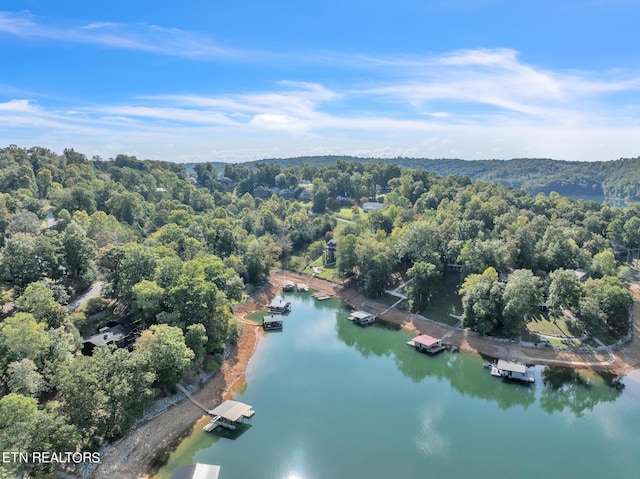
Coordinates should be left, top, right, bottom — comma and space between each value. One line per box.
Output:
540, 367, 624, 417
336, 309, 626, 413
208, 423, 253, 440
335, 309, 537, 411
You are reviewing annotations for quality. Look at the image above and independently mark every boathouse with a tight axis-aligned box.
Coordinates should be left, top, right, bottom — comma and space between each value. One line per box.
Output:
282, 280, 295, 292
408, 334, 445, 355
348, 310, 375, 325
204, 400, 255, 432
263, 314, 283, 330
268, 297, 291, 313
491, 360, 535, 383
171, 463, 221, 479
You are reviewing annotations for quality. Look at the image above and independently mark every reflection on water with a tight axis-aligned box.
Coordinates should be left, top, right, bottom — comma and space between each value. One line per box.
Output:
156, 293, 639, 479
540, 367, 623, 417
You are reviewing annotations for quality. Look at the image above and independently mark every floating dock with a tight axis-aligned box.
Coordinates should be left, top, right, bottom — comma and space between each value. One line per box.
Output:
490, 359, 535, 383
263, 314, 283, 330
348, 310, 375, 325
297, 283, 309, 292
407, 334, 446, 355
312, 292, 332, 301
268, 297, 291, 313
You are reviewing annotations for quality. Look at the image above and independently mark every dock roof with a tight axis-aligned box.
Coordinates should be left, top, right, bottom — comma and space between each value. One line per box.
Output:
350, 311, 373, 319
270, 298, 289, 307
210, 400, 254, 423
496, 359, 527, 374
413, 334, 441, 347
171, 463, 221, 479
263, 314, 283, 324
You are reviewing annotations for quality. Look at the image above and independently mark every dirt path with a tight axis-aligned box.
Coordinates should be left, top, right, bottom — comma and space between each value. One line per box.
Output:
274, 270, 640, 375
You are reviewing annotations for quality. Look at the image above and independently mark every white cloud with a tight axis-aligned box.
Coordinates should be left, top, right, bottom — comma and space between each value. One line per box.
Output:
1, 41, 640, 162
0, 11, 235, 59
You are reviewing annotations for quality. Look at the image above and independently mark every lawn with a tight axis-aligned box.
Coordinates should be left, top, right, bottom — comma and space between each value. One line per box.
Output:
526, 312, 582, 338
302, 256, 339, 282
420, 271, 464, 326
336, 206, 363, 220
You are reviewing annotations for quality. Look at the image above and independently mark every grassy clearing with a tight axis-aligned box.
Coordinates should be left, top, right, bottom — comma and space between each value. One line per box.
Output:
302, 256, 339, 282
527, 312, 581, 338
336, 206, 363, 220
421, 271, 463, 326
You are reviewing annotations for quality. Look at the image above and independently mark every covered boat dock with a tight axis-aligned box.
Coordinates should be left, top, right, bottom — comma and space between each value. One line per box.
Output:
269, 297, 291, 313
204, 400, 255, 432
348, 310, 375, 325
490, 360, 535, 383
407, 334, 446, 355
263, 314, 283, 330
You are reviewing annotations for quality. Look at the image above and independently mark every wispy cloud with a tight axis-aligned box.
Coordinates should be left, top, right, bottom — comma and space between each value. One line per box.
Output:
0, 11, 235, 58
2, 47, 640, 162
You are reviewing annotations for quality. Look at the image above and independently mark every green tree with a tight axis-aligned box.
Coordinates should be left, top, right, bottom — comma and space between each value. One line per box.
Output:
0, 394, 79, 477
5, 358, 45, 397
63, 222, 98, 285
0, 313, 50, 369
502, 270, 542, 335
460, 267, 504, 335
185, 323, 208, 366
132, 280, 165, 327
243, 239, 270, 285
134, 324, 194, 394
407, 261, 440, 312
583, 277, 634, 336
548, 269, 583, 312
15, 282, 67, 329
0, 233, 42, 287
336, 233, 358, 276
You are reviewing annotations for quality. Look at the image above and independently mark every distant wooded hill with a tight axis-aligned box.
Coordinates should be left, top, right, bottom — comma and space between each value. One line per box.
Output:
192, 156, 640, 201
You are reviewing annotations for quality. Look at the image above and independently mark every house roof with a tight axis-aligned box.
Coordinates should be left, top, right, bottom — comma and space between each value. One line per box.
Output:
210, 400, 254, 422
362, 202, 384, 211
413, 334, 441, 347
171, 463, 221, 479
83, 325, 128, 347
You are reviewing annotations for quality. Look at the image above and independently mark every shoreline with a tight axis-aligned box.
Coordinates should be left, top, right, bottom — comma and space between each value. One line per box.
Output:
273, 270, 640, 375
90, 269, 640, 478
90, 290, 272, 479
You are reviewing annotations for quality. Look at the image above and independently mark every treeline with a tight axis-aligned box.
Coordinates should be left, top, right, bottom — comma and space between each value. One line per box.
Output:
201, 155, 640, 201
0, 145, 638, 476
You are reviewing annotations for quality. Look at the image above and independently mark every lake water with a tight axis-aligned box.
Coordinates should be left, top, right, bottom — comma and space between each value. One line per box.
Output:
155, 293, 640, 479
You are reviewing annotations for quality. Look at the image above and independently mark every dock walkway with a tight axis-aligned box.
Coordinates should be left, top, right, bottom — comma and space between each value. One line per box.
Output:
176, 384, 215, 415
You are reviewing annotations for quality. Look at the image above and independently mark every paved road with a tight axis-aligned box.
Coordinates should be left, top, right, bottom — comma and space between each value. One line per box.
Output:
69, 280, 104, 310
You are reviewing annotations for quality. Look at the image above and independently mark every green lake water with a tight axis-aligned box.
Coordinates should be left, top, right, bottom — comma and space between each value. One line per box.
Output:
155, 293, 640, 479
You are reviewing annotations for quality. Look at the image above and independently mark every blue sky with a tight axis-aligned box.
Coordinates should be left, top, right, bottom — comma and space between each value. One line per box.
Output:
1, 1, 640, 163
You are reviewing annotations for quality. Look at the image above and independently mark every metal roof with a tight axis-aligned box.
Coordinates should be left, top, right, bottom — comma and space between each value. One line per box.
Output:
263, 314, 283, 324
496, 359, 527, 374
210, 400, 254, 423
171, 463, 221, 479
413, 334, 441, 347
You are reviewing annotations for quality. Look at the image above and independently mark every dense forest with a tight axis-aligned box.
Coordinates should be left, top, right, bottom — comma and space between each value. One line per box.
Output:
199, 155, 640, 201
0, 145, 638, 477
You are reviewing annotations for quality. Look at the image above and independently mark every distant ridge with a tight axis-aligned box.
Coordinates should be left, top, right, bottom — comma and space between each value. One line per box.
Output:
189, 156, 640, 202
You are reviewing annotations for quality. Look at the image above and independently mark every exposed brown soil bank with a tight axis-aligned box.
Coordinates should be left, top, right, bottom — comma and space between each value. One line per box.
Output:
274, 270, 640, 375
